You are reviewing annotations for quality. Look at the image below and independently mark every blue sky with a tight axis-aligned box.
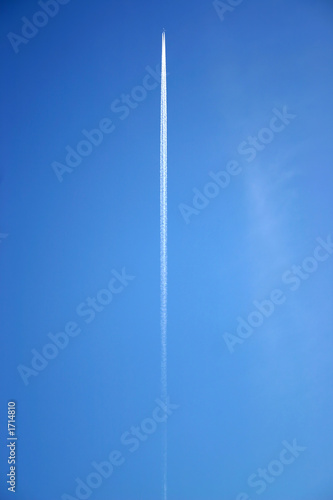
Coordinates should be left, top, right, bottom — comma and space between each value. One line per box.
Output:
1, 0, 333, 499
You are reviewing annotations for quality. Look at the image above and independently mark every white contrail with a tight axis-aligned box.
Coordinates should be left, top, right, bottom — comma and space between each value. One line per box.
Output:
160, 30, 168, 500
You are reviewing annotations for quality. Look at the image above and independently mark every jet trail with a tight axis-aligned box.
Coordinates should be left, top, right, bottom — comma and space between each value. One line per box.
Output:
160, 30, 168, 500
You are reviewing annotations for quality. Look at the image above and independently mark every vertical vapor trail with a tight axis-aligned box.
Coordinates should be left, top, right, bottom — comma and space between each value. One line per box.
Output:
160, 30, 168, 500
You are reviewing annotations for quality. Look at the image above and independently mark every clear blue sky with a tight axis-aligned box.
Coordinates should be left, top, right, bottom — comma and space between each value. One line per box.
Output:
1, 0, 333, 499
